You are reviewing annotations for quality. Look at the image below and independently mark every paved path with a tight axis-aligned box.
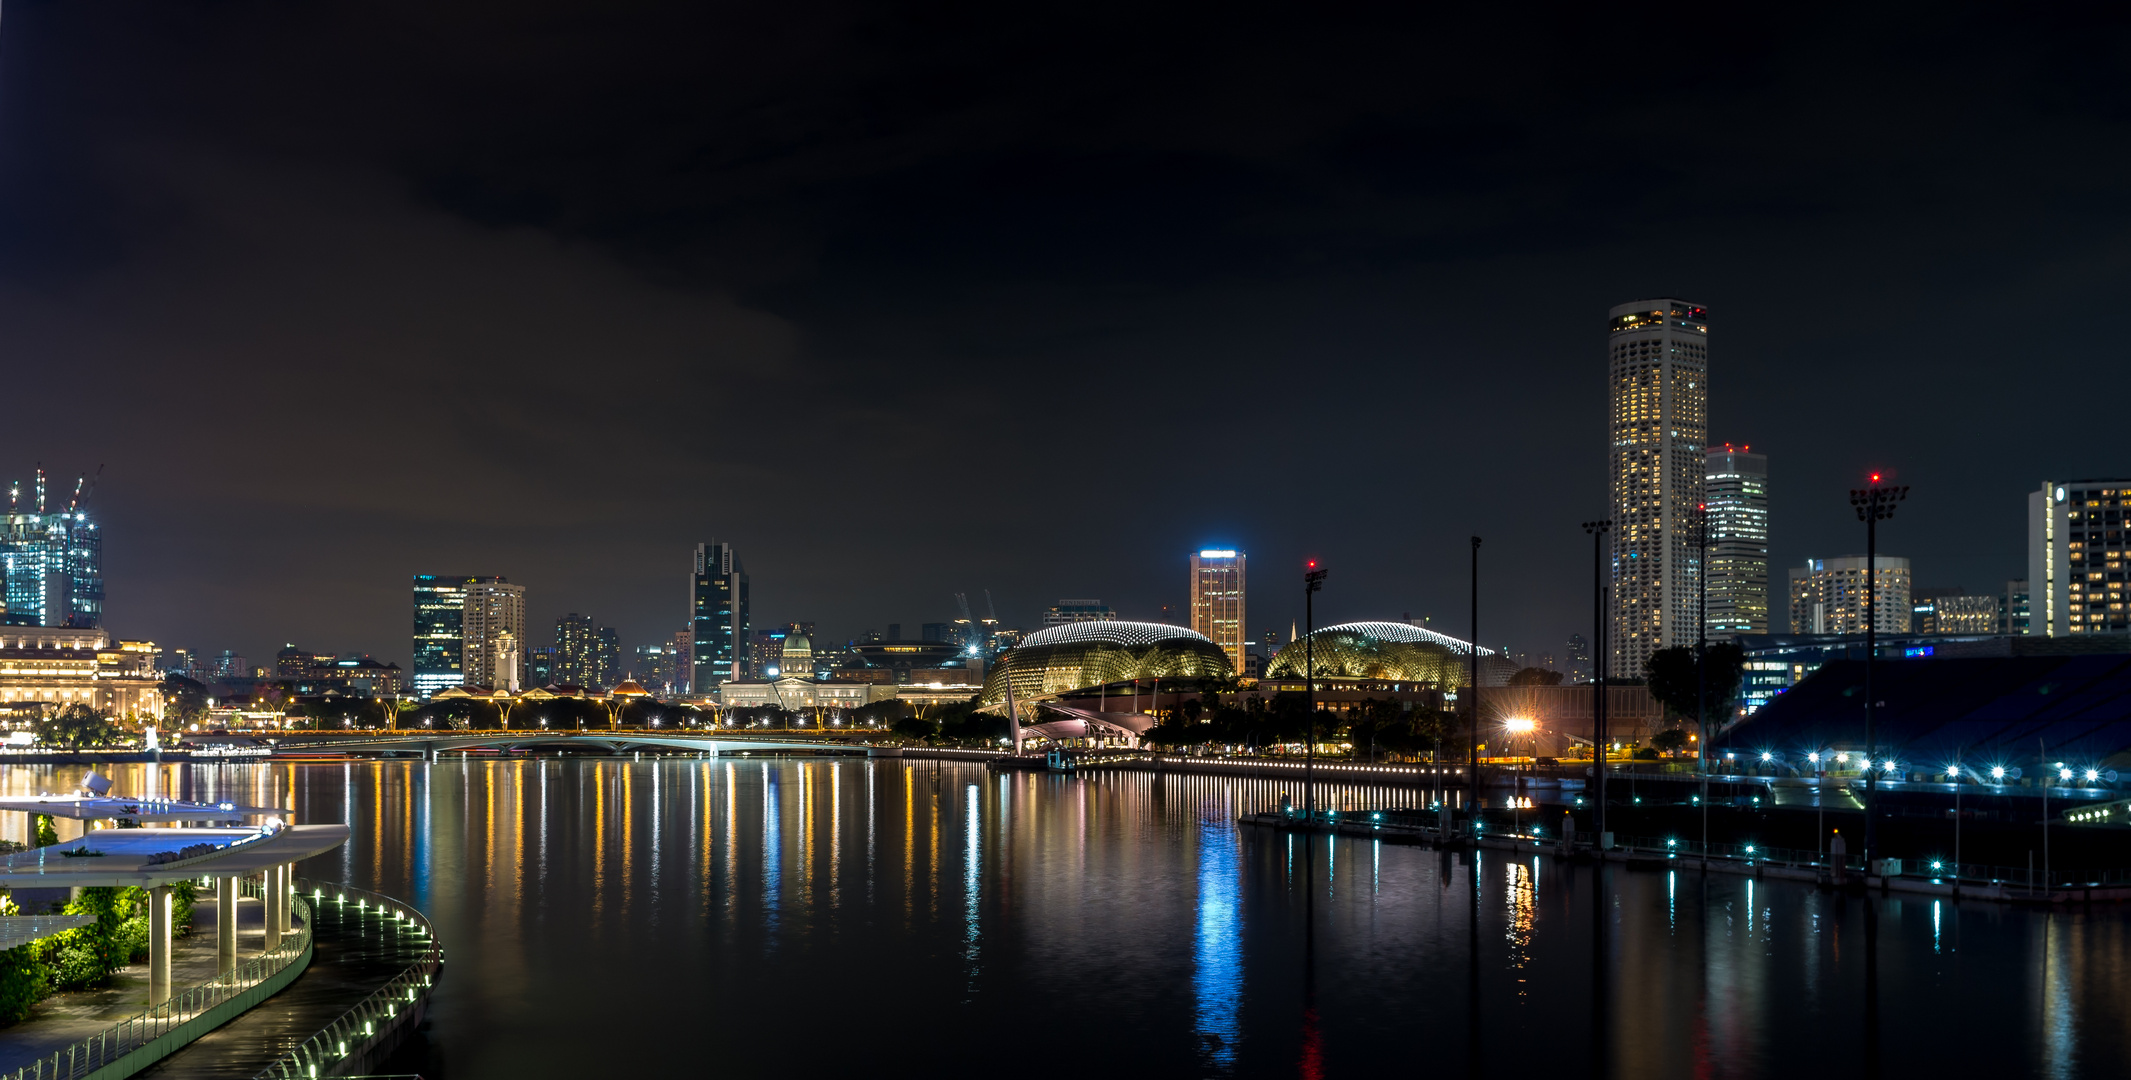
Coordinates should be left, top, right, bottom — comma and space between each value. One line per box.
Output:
0, 897, 279, 1070
136, 896, 429, 1078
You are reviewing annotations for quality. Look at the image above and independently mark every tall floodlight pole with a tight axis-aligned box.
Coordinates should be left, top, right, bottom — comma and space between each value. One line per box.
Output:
1468, 537, 1481, 838
1304, 561, 1328, 817
1582, 520, 1611, 843
1697, 502, 1709, 861
1850, 473, 1908, 872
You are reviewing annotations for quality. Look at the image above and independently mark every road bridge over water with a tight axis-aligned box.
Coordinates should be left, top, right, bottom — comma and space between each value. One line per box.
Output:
257, 731, 891, 759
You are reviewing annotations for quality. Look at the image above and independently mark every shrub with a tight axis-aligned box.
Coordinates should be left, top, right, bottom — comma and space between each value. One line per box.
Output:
46, 887, 130, 990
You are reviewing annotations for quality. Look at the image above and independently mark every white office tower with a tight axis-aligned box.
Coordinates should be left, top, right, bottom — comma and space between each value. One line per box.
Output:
1608, 299, 1709, 678
1788, 556, 1911, 635
1703, 444, 1769, 639
2029, 480, 2131, 637
462, 581, 527, 691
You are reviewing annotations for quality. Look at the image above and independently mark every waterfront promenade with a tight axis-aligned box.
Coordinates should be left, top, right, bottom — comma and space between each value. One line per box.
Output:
0, 896, 274, 1071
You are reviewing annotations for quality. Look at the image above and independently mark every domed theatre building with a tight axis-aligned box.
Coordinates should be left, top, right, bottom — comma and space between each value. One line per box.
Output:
980, 621, 1234, 743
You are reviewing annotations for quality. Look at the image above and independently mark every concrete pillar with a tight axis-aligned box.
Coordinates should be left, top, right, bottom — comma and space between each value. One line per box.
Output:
278, 863, 293, 934
216, 876, 237, 974
261, 871, 281, 952
148, 885, 172, 1006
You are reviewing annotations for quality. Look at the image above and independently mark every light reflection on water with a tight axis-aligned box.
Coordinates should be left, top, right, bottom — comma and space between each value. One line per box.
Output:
2, 759, 2127, 1078
1193, 803, 1242, 1072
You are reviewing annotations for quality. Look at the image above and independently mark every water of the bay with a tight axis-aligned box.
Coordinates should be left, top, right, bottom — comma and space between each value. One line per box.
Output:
8, 757, 2129, 1078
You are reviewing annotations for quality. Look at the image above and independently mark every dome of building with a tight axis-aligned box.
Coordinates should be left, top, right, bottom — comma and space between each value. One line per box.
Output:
1265, 620, 1491, 686
781, 633, 813, 667
980, 621, 1233, 709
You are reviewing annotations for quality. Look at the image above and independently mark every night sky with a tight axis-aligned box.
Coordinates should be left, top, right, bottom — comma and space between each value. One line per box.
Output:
2, 1, 2127, 669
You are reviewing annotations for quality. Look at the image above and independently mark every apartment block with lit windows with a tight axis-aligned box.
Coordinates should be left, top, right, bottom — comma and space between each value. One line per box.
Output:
462, 581, 527, 691
1787, 556, 1911, 635
1608, 299, 1708, 678
2029, 480, 2131, 636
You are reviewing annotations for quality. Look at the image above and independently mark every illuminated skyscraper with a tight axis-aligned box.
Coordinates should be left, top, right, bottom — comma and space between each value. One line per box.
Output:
1, 469, 103, 629
1189, 549, 1247, 672
1703, 444, 1769, 639
463, 581, 527, 691
412, 574, 500, 699
1608, 299, 1708, 678
691, 541, 749, 691
669, 629, 694, 694
2029, 479, 2131, 636
555, 614, 621, 687
1788, 556, 1910, 635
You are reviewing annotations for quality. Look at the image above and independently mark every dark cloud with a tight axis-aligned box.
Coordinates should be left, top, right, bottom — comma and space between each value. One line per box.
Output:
1, 0, 2128, 665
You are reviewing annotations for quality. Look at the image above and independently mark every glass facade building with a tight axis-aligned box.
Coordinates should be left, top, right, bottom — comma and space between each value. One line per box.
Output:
692, 541, 749, 691
412, 574, 501, 700
1, 509, 102, 629
1703, 445, 1769, 639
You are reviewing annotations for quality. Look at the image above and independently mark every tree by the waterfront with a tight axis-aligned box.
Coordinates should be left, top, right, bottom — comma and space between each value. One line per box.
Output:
1644, 643, 1745, 721
35, 705, 121, 749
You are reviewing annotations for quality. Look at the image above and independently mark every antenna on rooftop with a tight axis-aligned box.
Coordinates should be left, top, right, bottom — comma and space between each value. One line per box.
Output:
34, 466, 44, 514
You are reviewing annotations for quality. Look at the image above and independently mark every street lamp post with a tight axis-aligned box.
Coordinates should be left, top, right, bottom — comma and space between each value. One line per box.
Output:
1468, 536, 1481, 839
1304, 561, 1327, 818
1582, 520, 1611, 846
1850, 474, 1908, 873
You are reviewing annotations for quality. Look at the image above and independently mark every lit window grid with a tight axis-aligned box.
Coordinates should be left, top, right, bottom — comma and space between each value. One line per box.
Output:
1608, 312, 1707, 677
1188, 553, 1247, 673
2039, 484, 2130, 635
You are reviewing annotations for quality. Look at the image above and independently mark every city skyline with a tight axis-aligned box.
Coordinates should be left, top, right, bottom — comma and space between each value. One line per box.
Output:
3, 6, 2126, 677
5, 6, 2131, 1080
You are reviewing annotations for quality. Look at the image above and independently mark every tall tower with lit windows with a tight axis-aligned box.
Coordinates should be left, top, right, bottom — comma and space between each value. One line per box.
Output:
1607, 299, 1708, 679
1703, 444, 1769, 638
1188, 549, 1246, 671
691, 541, 749, 690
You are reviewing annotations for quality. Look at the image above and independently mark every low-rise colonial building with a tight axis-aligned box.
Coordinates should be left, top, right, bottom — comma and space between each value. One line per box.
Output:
0, 627, 164, 721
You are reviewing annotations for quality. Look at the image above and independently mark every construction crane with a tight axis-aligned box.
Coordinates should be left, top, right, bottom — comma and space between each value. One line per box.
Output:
69, 465, 102, 513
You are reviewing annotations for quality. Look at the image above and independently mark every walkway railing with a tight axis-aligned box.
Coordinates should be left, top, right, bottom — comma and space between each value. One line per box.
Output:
1591, 833, 2131, 890
3, 885, 312, 1080
250, 881, 443, 1080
